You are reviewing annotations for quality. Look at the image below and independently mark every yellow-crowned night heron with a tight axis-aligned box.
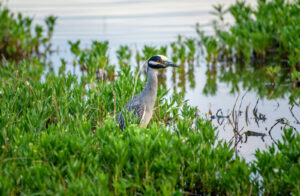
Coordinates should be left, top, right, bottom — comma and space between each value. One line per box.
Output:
118, 55, 179, 130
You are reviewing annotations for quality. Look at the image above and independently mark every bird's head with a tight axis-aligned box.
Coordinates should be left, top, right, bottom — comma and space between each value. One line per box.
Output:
147, 55, 179, 69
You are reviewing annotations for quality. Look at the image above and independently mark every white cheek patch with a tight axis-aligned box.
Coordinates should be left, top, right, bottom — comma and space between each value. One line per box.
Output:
149, 60, 159, 66
158, 55, 168, 61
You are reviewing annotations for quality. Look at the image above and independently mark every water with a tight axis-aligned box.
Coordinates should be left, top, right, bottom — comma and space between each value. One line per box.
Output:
7, 0, 300, 161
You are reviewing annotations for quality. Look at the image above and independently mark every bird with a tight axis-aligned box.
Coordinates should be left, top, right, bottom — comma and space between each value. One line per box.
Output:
118, 55, 179, 130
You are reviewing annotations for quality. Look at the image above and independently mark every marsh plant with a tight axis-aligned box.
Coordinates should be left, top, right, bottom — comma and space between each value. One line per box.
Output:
68, 36, 198, 95
68, 40, 115, 82
202, 60, 300, 105
198, 0, 300, 67
0, 3, 56, 62
197, 0, 300, 105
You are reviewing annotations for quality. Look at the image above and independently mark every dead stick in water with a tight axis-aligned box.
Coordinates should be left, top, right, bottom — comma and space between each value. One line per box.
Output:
289, 105, 300, 124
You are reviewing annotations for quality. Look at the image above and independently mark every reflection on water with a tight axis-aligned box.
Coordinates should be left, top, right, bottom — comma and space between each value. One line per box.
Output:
208, 62, 300, 104
208, 93, 299, 157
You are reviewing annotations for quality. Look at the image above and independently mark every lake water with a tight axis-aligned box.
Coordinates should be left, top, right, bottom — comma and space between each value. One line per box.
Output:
7, 0, 300, 161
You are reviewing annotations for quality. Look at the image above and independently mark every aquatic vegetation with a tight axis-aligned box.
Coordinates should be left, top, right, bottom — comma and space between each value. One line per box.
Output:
197, 0, 300, 104
203, 62, 300, 105
116, 45, 132, 67
68, 37, 198, 94
0, 3, 56, 61
209, 93, 299, 156
68, 40, 115, 81
198, 0, 300, 67
168, 36, 198, 94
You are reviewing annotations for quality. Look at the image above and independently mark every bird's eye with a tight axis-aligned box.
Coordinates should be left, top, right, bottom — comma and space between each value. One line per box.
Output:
158, 59, 162, 64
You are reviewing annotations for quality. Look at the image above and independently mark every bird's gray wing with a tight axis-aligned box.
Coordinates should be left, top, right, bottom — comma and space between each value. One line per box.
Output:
118, 103, 146, 130
127, 104, 146, 123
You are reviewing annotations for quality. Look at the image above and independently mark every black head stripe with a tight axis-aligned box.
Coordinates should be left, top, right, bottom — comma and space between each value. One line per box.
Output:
148, 63, 166, 69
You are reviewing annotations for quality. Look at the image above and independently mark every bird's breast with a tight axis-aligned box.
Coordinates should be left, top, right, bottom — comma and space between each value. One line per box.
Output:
140, 107, 153, 127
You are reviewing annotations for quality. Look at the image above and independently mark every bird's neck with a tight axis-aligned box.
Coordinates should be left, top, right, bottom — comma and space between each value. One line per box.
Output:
142, 67, 158, 104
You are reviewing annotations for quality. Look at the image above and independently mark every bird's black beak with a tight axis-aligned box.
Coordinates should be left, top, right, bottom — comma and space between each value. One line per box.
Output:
163, 61, 179, 68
